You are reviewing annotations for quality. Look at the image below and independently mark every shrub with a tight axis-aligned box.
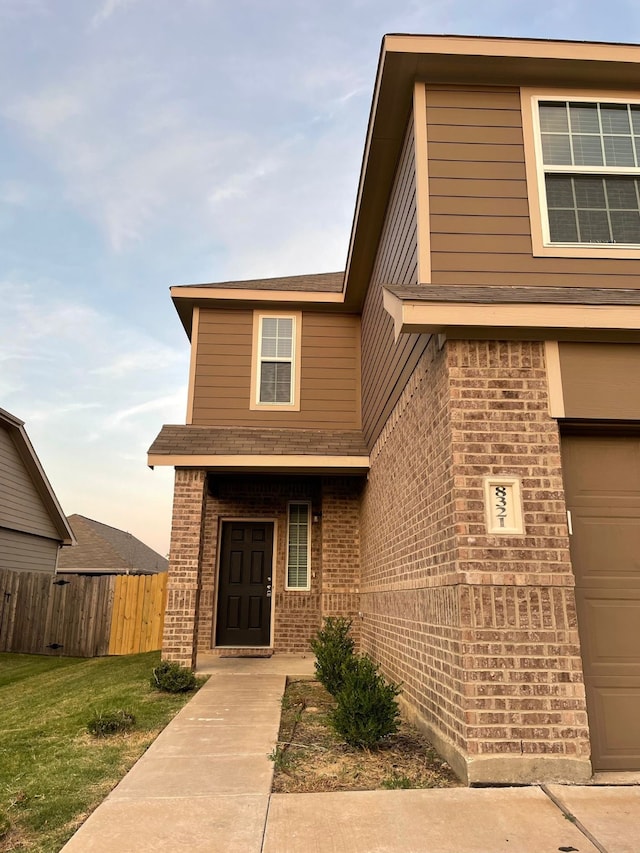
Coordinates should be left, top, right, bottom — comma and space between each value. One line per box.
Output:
151, 660, 197, 693
309, 616, 355, 696
87, 709, 136, 737
329, 654, 401, 749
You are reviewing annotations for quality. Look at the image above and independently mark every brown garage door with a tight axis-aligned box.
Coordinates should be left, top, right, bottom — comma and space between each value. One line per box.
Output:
562, 434, 640, 771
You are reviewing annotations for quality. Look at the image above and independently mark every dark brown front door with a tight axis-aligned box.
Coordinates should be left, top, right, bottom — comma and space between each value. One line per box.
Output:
215, 521, 273, 647
562, 434, 640, 771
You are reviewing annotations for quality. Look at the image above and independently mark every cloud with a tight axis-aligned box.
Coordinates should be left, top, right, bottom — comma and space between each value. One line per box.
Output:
91, 347, 180, 377
0, 0, 47, 21
27, 402, 104, 422
0, 275, 188, 553
89, 0, 139, 29
105, 390, 186, 429
6, 91, 82, 136
0, 181, 32, 206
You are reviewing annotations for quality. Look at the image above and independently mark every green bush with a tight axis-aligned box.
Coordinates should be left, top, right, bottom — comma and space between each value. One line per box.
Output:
87, 709, 136, 737
151, 660, 197, 693
329, 654, 401, 749
310, 616, 355, 696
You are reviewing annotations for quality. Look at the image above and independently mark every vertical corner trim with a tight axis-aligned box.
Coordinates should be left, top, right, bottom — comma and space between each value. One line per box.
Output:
413, 82, 431, 285
186, 305, 200, 424
544, 340, 565, 418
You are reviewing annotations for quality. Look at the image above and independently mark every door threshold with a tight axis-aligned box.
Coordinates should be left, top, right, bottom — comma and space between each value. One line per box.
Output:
209, 647, 274, 659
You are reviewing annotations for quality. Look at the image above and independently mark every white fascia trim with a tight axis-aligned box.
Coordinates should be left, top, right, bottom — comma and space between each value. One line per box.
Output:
148, 454, 370, 471
383, 292, 640, 335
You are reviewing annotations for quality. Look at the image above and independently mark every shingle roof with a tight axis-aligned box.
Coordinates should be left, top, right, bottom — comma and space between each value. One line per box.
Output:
148, 425, 369, 457
174, 271, 345, 293
57, 514, 167, 574
384, 285, 640, 305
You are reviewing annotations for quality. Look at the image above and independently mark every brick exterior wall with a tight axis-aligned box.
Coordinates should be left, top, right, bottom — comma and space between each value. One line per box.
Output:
321, 477, 362, 644
360, 337, 591, 784
162, 468, 207, 668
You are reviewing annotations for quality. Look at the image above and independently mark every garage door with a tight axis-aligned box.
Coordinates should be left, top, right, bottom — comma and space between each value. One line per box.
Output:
562, 434, 640, 771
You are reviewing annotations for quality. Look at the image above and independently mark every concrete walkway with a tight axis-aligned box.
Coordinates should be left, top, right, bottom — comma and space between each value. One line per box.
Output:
61, 656, 640, 853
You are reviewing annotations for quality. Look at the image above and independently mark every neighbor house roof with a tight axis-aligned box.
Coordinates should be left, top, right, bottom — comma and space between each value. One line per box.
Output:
57, 514, 168, 574
0, 408, 75, 545
148, 426, 369, 474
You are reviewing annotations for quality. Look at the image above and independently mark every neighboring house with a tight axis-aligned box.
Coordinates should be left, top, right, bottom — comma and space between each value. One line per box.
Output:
149, 35, 640, 785
58, 514, 168, 575
0, 408, 74, 572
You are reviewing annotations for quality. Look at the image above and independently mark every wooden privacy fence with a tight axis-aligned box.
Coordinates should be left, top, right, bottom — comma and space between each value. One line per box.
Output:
0, 568, 167, 657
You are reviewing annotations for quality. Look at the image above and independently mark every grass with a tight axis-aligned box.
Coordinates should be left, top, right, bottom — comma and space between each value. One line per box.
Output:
271, 679, 460, 793
0, 651, 199, 853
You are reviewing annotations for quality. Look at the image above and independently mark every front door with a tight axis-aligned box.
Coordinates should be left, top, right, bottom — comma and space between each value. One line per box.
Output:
215, 521, 273, 647
562, 434, 640, 771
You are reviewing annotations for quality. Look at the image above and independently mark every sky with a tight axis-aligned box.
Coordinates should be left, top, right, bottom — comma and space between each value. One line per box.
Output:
2, 0, 640, 557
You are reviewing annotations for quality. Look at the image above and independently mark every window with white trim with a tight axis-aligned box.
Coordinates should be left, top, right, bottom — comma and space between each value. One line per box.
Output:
537, 99, 640, 245
286, 502, 310, 590
257, 315, 295, 405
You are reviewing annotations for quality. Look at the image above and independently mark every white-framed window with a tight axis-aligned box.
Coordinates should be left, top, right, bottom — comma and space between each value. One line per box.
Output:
286, 502, 310, 590
535, 98, 640, 246
250, 311, 301, 410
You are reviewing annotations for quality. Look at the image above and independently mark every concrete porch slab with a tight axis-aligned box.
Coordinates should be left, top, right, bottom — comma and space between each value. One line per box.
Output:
546, 784, 640, 853
196, 653, 316, 678
262, 788, 600, 853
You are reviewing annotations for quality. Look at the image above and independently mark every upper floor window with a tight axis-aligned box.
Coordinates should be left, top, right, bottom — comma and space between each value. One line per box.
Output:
250, 311, 301, 410
536, 99, 640, 247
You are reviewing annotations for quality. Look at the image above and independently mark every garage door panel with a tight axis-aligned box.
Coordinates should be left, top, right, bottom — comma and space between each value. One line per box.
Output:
571, 515, 640, 579
586, 682, 640, 769
564, 438, 640, 493
577, 594, 640, 673
562, 433, 640, 772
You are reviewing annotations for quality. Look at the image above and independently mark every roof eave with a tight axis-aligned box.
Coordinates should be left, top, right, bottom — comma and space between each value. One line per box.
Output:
343, 34, 640, 310
147, 453, 370, 474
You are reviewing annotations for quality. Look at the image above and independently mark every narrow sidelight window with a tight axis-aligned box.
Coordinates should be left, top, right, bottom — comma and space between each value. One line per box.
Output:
286, 502, 310, 589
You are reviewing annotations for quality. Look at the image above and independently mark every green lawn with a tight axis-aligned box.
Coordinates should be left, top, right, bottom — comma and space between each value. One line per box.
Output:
0, 651, 198, 853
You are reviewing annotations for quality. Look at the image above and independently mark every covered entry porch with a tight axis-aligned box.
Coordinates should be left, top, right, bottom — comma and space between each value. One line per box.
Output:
148, 424, 368, 667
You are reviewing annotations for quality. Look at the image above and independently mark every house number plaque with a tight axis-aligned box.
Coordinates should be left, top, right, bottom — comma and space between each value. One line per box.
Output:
483, 477, 524, 535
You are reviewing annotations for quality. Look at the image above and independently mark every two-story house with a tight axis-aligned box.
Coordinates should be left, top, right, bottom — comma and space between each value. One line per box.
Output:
149, 35, 640, 785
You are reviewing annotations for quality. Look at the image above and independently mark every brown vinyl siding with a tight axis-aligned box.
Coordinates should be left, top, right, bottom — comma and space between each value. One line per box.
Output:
0, 527, 58, 573
192, 309, 361, 428
426, 86, 640, 288
361, 113, 429, 446
0, 428, 59, 539
559, 343, 640, 419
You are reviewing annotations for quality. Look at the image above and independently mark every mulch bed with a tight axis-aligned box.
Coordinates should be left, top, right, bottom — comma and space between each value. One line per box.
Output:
271, 679, 460, 793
